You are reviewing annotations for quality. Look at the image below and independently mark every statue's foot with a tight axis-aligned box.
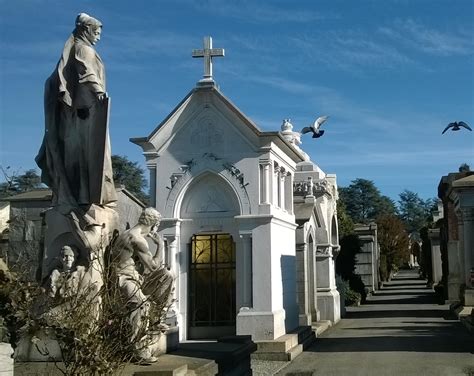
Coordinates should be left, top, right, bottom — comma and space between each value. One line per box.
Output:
157, 323, 170, 332
135, 355, 158, 365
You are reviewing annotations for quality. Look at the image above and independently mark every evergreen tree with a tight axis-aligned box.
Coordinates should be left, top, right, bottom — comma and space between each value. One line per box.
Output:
111, 155, 149, 205
339, 178, 396, 223
398, 190, 434, 234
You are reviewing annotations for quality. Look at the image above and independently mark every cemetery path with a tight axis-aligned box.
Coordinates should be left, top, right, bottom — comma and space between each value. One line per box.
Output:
277, 269, 474, 376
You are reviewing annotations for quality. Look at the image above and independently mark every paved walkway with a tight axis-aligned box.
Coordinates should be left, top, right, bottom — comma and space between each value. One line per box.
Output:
278, 269, 474, 376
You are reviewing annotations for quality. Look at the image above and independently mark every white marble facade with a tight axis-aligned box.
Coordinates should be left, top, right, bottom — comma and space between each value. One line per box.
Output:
132, 84, 340, 341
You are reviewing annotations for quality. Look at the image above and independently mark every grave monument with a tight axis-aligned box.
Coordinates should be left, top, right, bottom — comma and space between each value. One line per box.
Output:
14, 13, 175, 368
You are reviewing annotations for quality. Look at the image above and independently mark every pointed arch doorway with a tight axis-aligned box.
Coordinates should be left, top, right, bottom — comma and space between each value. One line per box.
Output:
188, 233, 236, 339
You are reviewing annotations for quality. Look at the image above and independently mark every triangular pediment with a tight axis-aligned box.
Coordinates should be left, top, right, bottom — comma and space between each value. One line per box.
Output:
130, 85, 305, 163
131, 86, 263, 157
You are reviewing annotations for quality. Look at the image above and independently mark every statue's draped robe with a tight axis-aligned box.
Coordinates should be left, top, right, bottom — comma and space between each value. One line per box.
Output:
36, 34, 116, 207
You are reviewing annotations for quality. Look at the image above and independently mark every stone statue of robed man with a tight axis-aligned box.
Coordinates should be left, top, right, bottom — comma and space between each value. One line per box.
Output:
36, 13, 116, 209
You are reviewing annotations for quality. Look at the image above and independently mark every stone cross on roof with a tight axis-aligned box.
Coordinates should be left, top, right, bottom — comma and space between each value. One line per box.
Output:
192, 36, 225, 84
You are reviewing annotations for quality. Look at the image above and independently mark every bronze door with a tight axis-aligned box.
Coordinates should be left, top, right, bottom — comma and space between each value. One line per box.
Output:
188, 234, 236, 339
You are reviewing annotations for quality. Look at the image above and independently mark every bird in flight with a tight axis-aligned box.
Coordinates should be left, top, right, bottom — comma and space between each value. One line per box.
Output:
442, 121, 472, 134
301, 116, 329, 138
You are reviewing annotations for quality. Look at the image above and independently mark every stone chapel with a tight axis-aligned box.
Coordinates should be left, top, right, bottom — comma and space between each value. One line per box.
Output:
131, 37, 341, 343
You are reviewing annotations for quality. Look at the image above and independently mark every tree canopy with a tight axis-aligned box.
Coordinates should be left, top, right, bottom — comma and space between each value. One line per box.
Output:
398, 190, 435, 234
111, 155, 149, 204
377, 214, 410, 280
0, 168, 43, 199
338, 178, 396, 224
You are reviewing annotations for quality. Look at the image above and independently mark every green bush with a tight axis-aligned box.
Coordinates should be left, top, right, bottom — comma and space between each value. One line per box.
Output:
336, 276, 362, 306
345, 289, 362, 306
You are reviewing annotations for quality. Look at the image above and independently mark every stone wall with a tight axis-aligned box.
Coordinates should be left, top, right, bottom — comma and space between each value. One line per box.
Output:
354, 223, 379, 294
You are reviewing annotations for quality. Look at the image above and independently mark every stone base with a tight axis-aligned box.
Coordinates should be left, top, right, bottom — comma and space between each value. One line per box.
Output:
41, 205, 119, 280
151, 326, 179, 356
312, 320, 332, 337
447, 281, 462, 302
15, 354, 219, 376
172, 336, 256, 376
317, 289, 341, 324
14, 328, 62, 362
464, 288, 474, 306
236, 308, 286, 340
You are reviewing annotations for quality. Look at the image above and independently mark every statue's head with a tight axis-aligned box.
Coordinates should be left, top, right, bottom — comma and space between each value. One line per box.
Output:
60, 245, 76, 271
138, 207, 162, 227
74, 13, 102, 45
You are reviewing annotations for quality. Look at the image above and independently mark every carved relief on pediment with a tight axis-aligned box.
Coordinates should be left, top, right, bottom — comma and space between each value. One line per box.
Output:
190, 116, 224, 151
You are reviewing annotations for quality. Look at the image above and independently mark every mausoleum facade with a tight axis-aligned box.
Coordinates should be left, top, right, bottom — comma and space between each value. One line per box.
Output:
132, 47, 341, 342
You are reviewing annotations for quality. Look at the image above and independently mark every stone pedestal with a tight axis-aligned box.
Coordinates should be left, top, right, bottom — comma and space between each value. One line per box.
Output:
465, 289, 474, 307
14, 328, 62, 362
236, 308, 286, 341
41, 205, 119, 279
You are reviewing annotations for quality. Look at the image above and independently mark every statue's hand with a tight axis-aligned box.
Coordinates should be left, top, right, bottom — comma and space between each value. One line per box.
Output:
96, 92, 106, 101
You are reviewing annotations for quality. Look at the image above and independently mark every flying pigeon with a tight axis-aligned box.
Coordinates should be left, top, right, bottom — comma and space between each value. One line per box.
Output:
301, 116, 329, 138
442, 121, 472, 134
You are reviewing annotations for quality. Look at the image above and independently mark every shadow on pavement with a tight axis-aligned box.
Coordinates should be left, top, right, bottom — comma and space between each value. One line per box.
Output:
381, 285, 432, 290
366, 295, 436, 305
342, 325, 464, 333
382, 283, 430, 288
308, 335, 474, 353
344, 309, 448, 319
373, 291, 433, 296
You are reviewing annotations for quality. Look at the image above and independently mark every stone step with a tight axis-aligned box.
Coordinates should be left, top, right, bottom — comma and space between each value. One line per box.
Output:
251, 344, 303, 361
254, 333, 299, 353
293, 325, 316, 350
312, 320, 332, 337
125, 354, 218, 376
251, 326, 315, 362
133, 364, 188, 376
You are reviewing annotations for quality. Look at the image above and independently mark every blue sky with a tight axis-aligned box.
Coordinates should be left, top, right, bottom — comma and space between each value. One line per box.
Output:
1, 0, 473, 201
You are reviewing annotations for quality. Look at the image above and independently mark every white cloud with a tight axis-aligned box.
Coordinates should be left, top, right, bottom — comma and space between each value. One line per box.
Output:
379, 19, 474, 56
188, 0, 337, 24
288, 31, 419, 72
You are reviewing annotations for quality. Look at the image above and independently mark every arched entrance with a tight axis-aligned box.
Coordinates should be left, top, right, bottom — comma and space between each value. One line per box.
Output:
189, 233, 236, 338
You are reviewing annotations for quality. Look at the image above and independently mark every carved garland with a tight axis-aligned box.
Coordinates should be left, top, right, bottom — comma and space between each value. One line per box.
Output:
164, 153, 251, 217
293, 177, 332, 198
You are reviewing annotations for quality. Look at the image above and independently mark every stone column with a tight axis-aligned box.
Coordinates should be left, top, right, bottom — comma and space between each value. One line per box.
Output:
316, 245, 340, 323
274, 164, 281, 207
296, 243, 311, 325
237, 232, 253, 309
428, 228, 443, 284
279, 168, 286, 211
259, 160, 271, 205
144, 151, 159, 207
163, 235, 179, 326
308, 242, 320, 322
284, 173, 293, 214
